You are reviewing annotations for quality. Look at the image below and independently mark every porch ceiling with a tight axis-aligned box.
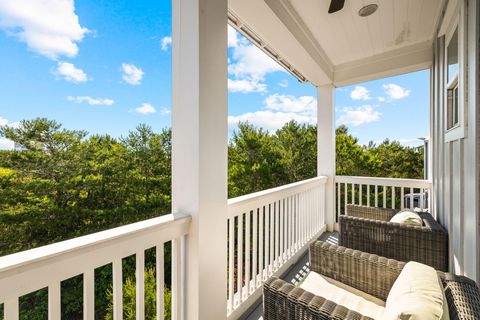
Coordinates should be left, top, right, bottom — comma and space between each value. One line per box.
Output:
228, 0, 446, 87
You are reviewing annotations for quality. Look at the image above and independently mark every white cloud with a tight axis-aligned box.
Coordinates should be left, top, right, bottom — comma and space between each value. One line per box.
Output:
336, 105, 381, 126
121, 63, 144, 85
0, 116, 8, 127
227, 28, 284, 92
228, 94, 317, 133
159, 107, 170, 115
350, 86, 371, 100
0, 0, 89, 60
279, 79, 289, 88
0, 117, 22, 129
229, 43, 283, 81
364, 138, 424, 148
265, 94, 316, 115
133, 103, 156, 115
382, 83, 410, 99
0, 138, 14, 150
398, 138, 424, 147
54, 62, 87, 83
161, 36, 171, 51
0, 117, 20, 128
228, 25, 239, 48
0, 117, 20, 150
377, 96, 386, 102
228, 78, 266, 93
228, 111, 315, 133
67, 96, 114, 106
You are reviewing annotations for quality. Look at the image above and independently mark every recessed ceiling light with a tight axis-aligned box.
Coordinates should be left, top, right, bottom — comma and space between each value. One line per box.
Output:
358, 4, 378, 17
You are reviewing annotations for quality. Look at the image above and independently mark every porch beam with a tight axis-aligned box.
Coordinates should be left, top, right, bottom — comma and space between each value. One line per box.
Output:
333, 41, 432, 87
317, 85, 336, 231
172, 0, 228, 319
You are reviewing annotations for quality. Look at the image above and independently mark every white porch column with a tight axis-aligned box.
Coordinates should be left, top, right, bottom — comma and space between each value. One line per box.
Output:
172, 0, 228, 319
317, 85, 336, 231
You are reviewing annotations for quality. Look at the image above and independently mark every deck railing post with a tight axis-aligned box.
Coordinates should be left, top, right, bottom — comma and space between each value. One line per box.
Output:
317, 85, 336, 231
172, 0, 228, 318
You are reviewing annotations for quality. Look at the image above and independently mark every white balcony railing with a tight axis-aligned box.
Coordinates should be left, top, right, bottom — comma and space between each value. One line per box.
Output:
335, 176, 433, 220
226, 176, 328, 319
0, 214, 190, 320
0, 177, 329, 320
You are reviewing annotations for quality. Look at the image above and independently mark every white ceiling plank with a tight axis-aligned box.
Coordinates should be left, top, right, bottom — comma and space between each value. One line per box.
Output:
346, 0, 375, 59
321, 2, 353, 63
335, 2, 368, 63
289, 0, 353, 65
379, 0, 396, 48
422, 0, 446, 40
408, 0, 424, 44
363, 0, 384, 55
393, 0, 411, 47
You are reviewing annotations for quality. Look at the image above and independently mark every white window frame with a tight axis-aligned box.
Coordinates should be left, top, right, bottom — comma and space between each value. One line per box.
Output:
444, 2, 467, 142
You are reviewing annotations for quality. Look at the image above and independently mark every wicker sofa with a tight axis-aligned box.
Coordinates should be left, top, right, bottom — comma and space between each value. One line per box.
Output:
339, 204, 449, 271
263, 241, 480, 320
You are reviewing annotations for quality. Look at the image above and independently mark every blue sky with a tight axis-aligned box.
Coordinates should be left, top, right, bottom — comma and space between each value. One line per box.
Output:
0, 0, 429, 149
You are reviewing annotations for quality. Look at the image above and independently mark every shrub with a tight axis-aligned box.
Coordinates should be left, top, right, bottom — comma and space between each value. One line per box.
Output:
105, 267, 171, 320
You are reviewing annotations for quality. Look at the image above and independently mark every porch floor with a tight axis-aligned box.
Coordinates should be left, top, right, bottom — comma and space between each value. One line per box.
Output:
242, 231, 339, 320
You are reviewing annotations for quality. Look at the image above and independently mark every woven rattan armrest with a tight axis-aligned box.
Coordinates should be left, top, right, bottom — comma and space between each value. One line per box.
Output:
309, 240, 404, 301
263, 277, 375, 320
439, 273, 480, 319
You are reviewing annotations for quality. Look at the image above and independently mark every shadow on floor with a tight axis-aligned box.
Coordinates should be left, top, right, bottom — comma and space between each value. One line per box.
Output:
242, 231, 339, 320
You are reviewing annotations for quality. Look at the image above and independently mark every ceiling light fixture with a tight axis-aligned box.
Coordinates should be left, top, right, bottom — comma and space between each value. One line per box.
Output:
358, 4, 378, 17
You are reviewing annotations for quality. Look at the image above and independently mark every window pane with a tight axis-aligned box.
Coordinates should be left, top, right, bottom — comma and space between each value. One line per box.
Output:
453, 86, 459, 126
447, 27, 458, 83
447, 84, 459, 130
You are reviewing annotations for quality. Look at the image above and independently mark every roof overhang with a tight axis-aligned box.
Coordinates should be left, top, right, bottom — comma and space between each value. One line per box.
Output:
228, 0, 447, 87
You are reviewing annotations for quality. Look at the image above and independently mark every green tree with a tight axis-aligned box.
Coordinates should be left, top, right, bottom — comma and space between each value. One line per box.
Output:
368, 139, 424, 179
77, 135, 130, 210
121, 125, 171, 207
0, 118, 87, 208
228, 123, 284, 197
335, 125, 372, 176
276, 121, 317, 182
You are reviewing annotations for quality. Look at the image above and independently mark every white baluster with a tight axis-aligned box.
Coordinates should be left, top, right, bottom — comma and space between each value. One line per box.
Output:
136, 250, 145, 320
4, 298, 19, 320
367, 184, 370, 207
391, 186, 395, 209
252, 209, 258, 291
245, 211, 251, 294
48, 282, 60, 320
83, 270, 95, 320
237, 214, 243, 301
113, 258, 123, 320
259, 207, 264, 283
156, 243, 165, 320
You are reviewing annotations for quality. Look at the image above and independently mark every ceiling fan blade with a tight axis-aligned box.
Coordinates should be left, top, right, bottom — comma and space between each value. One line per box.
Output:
328, 0, 345, 14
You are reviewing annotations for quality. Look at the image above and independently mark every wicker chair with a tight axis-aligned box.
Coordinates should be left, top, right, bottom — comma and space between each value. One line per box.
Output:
263, 241, 480, 320
339, 204, 449, 271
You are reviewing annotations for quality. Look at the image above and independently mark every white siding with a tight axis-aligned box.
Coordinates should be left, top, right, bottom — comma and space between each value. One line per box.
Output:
432, 0, 479, 281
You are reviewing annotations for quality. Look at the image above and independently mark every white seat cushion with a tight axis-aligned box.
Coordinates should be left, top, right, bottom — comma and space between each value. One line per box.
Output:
384, 261, 449, 320
390, 209, 423, 226
299, 271, 385, 319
